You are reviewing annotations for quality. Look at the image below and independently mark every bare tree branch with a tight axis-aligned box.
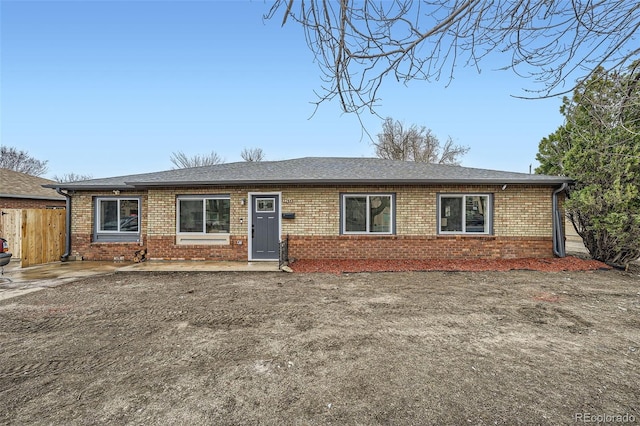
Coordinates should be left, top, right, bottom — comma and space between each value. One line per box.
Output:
170, 151, 224, 169
373, 117, 469, 164
240, 147, 266, 162
53, 173, 94, 183
266, 1, 640, 115
0, 145, 48, 176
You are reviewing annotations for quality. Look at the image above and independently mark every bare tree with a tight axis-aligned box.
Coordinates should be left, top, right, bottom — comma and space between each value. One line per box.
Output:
266, 1, 640, 114
240, 147, 265, 162
170, 151, 224, 169
53, 173, 94, 183
374, 117, 469, 165
0, 145, 48, 176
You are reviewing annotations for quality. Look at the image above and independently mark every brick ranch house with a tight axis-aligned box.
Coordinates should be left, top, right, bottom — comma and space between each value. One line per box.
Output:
44, 157, 572, 263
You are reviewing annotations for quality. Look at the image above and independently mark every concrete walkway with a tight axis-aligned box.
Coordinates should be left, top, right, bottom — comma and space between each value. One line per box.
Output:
0, 259, 281, 301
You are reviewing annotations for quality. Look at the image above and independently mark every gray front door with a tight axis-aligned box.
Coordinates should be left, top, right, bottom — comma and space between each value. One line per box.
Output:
251, 195, 280, 260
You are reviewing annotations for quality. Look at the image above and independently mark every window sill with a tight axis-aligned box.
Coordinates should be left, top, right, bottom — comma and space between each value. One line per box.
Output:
176, 234, 230, 245
340, 233, 395, 237
93, 233, 141, 243
437, 234, 495, 238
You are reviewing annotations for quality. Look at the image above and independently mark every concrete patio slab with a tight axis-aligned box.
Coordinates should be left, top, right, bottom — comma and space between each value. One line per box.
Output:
0, 259, 281, 301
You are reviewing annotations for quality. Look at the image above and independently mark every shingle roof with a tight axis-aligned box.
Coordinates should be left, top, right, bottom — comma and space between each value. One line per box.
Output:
0, 168, 65, 200
46, 157, 572, 190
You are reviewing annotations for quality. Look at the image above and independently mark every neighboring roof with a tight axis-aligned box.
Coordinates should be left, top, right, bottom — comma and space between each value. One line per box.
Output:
0, 168, 65, 201
45, 157, 572, 190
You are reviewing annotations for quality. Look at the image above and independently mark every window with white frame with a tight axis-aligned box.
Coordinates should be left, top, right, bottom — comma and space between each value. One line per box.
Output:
177, 195, 230, 234
342, 194, 394, 234
96, 197, 140, 233
439, 194, 491, 234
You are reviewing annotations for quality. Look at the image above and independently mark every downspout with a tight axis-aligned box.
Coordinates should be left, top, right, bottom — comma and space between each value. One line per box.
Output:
56, 188, 72, 262
552, 183, 568, 257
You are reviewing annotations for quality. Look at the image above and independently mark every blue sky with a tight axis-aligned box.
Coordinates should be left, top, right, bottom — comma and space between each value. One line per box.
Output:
1, 0, 566, 180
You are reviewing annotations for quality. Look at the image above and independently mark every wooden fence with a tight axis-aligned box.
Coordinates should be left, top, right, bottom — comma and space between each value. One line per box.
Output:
0, 208, 66, 267
1, 209, 21, 258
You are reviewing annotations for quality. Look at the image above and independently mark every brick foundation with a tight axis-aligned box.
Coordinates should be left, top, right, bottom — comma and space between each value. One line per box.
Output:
287, 235, 554, 260
72, 233, 553, 262
71, 234, 145, 261
72, 234, 248, 261
145, 236, 247, 261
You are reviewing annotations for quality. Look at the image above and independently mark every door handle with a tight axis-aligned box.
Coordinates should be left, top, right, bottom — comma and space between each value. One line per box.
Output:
252, 225, 255, 239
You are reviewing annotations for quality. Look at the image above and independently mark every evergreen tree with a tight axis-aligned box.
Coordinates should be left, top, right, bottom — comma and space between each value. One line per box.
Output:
536, 66, 640, 267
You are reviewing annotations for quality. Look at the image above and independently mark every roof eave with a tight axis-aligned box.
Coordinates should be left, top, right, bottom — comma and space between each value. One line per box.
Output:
0, 193, 65, 201
42, 184, 133, 191
125, 177, 573, 187
42, 177, 573, 191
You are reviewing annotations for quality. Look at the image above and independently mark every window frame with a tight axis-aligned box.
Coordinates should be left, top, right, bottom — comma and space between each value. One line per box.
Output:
94, 196, 141, 243
437, 193, 493, 235
176, 194, 231, 235
340, 193, 395, 235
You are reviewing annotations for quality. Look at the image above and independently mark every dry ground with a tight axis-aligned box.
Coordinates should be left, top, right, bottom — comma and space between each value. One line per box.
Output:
0, 269, 638, 425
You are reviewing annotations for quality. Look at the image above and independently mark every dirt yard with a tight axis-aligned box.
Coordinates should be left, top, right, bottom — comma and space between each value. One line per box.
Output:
0, 269, 638, 425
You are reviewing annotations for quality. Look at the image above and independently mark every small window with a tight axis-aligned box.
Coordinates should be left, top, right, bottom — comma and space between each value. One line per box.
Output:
177, 196, 230, 234
342, 194, 394, 234
255, 197, 275, 213
439, 194, 491, 234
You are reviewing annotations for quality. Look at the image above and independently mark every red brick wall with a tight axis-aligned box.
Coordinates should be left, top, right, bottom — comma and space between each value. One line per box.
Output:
146, 235, 247, 261
73, 233, 552, 261
71, 234, 143, 261
72, 234, 248, 261
0, 198, 65, 209
287, 235, 553, 260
